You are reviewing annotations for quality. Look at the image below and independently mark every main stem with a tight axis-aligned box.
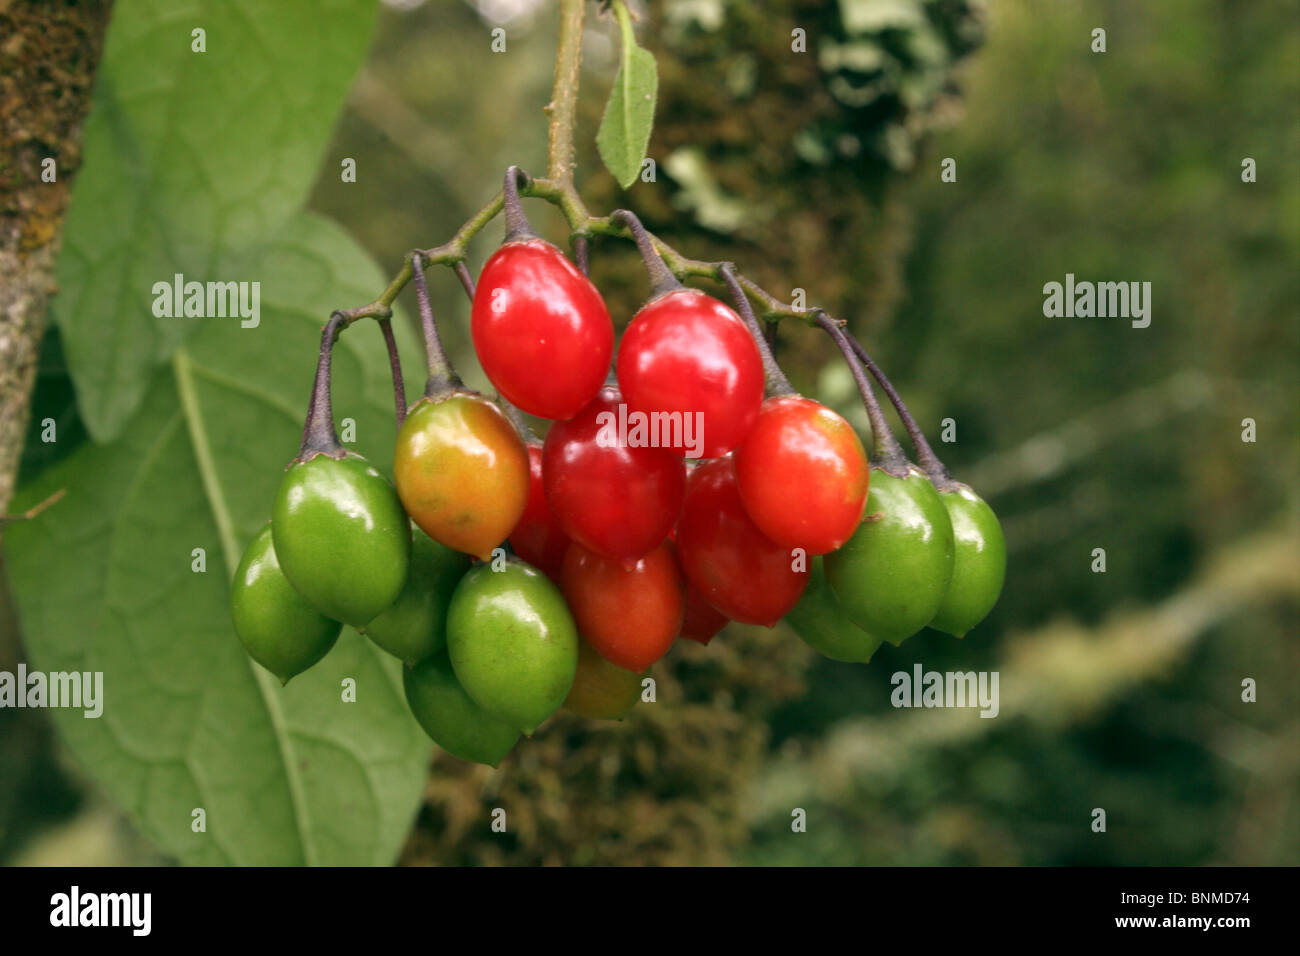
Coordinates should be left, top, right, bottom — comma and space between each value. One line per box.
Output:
547, 0, 586, 189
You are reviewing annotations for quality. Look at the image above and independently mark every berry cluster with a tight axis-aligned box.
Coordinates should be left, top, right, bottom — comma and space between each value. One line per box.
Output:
230, 170, 1004, 768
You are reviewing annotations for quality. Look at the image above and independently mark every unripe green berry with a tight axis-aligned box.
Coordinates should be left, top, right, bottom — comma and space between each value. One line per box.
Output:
231, 524, 341, 684
362, 527, 470, 665
786, 556, 883, 662
272, 452, 410, 627
928, 484, 1006, 637
403, 653, 520, 767
824, 465, 955, 646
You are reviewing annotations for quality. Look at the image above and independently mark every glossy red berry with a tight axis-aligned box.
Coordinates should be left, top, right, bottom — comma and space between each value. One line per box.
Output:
734, 395, 869, 555
616, 289, 764, 458
560, 541, 683, 671
666, 530, 729, 643
508, 443, 570, 581
543, 385, 685, 563
678, 582, 729, 645
471, 239, 613, 420
676, 457, 809, 626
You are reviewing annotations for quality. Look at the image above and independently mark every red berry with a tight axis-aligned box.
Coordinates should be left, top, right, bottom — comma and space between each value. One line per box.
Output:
676, 457, 809, 626
734, 395, 869, 555
543, 386, 686, 563
617, 289, 764, 458
471, 239, 613, 420
561, 541, 683, 671
678, 582, 729, 645
508, 443, 569, 581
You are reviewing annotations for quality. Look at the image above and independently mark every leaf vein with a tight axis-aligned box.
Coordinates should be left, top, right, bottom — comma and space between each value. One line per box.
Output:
172, 347, 317, 866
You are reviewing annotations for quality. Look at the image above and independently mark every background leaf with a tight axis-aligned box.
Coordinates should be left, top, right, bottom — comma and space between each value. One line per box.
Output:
7, 213, 431, 866
54, 0, 381, 441
596, 42, 658, 188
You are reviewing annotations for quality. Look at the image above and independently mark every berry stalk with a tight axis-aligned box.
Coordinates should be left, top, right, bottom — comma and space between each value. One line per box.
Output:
845, 332, 956, 490
377, 317, 407, 427
503, 166, 539, 243
410, 251, 464, 399
454, 261, 476, 301
719, 263, 795, 398
495, 393, 538, 445
610, 208, 682, 300
296, 312, 348, 460
572, 234, 590, 276
816, 311, 909, 477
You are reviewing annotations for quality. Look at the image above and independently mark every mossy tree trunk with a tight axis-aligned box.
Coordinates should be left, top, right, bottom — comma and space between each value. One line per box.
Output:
0, 0, 112, 518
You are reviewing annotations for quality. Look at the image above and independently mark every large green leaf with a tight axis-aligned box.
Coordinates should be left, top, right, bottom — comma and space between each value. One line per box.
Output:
54, 0, 381, 441
8, 213, 431, 866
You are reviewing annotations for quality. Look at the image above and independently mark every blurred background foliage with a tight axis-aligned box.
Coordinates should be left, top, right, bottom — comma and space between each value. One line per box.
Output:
3, 0, 1297, 865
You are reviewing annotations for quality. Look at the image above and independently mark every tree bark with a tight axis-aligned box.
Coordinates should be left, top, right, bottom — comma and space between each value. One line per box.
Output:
0, 0, 113, 516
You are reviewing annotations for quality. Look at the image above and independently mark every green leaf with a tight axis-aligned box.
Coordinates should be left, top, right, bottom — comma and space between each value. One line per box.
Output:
7, 213, 431, 866
54, 0, 380, 442
596, 9, 658, 189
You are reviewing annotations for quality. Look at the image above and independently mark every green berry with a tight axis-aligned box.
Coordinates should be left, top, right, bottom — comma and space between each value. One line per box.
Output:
786, 555, 884, 662
403, 653, 520, 767
928, 484, 1006, 637
824, 465, 955, 645
231, 524, 341, 684
272, 452, 410, 628
446, 559, 578, 734
362, 527, 470, 665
